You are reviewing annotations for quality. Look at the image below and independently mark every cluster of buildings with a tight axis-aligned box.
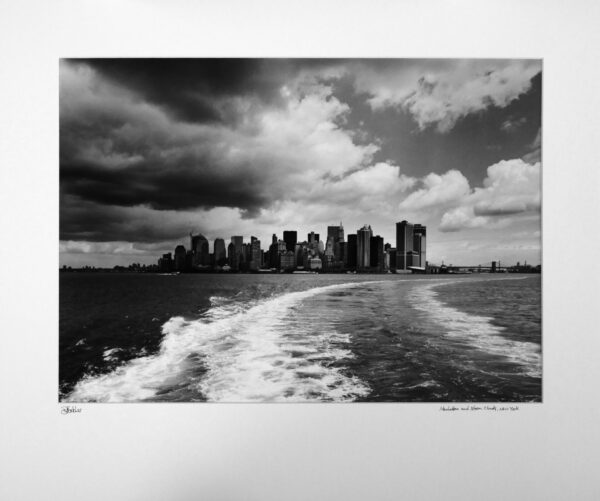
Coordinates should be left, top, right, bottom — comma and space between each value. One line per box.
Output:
158, 220, 427, 274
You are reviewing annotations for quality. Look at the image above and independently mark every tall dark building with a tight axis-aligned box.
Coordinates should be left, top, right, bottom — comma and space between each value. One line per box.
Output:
396, 220, 413, 270
174, 245, 186, 271
230, 236, 244, 271
396, 220, 426, 270
327, 222, 345, 263
158, 252, 173, 272
190, 233, 210, 267
370, 235, 384, 272
214, 238, 226, 266
346, 234, 357, 269
283, 231, 297, 252
227, 242, 235, 268
269, 234, 279, 268
413, 224, 427, 268
327, 223, 344, 243
249, 236, 261, 271
357, 224, 372, 270
339, 241, 347, 267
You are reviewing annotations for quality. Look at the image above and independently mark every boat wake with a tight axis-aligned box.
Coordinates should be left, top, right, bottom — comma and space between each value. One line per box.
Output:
408, 278, 541, 378
65, 282, 373, 402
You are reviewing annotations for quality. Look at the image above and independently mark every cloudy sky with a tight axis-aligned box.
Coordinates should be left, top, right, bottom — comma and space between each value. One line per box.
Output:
60, 59, 541, 268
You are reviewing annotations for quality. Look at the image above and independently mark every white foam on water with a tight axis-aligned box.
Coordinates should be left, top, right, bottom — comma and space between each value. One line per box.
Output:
408, 278, 541, 378
65, 282, 377, 403
102, 347, 122, 362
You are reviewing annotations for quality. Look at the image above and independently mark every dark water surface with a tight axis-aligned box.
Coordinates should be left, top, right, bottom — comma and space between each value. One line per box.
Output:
60, 273, 541, 402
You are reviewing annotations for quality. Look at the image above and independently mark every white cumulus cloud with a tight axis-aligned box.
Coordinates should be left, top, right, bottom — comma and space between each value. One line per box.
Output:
354, 59, 541, 132
398, 169, 470, 211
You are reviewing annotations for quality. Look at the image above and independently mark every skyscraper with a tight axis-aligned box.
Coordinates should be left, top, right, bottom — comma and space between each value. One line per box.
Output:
190, 232, 210, 267
213, 238, 226, 266
283, 230, 297, 252
357, 224, 372, 270
269, 234, 279, 268
174, 245, 186, 271
396, 220, 413, 270
386, 247, 397, 270
283, 231, 297, 267
280, 251, 296, 271
413, 224, 427, 268
327, 222, 345, 263
249, 236, 261, 271
158, 252, 173, 272
230, 235, 244, 271
370, 235, 384, 272
346, 234, 357, 269
396, 220, 426, 270
227, 242, 235, 268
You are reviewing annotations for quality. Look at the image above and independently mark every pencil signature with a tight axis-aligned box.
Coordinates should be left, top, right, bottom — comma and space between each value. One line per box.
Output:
61, 405, 82, 415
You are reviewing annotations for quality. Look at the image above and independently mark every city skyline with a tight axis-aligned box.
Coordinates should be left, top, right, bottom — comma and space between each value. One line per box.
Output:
60, 59, 542, 268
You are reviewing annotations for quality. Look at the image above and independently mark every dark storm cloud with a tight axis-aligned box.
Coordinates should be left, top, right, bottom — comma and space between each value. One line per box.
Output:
60, 195, 199, 242
60, 59, 283, 220
60, 158, 270, 212
72, 58, 278, 123
59, 58, 373, 242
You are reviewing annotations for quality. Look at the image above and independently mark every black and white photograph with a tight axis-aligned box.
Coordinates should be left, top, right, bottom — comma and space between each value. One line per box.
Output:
3, 1, 600, 500
60, 58, 542, 403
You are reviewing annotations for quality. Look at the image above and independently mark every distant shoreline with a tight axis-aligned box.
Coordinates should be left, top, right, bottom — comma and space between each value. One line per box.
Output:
59, 268, 541, 275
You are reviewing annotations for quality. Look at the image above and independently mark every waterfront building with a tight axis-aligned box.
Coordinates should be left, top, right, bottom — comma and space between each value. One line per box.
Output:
269, 234, 279, 268
250, 236, 261, 271
243, 242, 252, 269
283, 230, 297, 252
413, 224, 426, 268
396, 221, 413, 270
280, 250, 296, 271
346, 234, 357, 269
370, 235, 384, 272
269, 239, 288, 269
214, 238, 226, 266
307, 232, 320, 245
174, 245, 186, 271
283, 231, 297, 268
396, 220, 426, 270
339, 241, 347, 268
406, 250, 420, 267
302, 248, 311, 269
324, 236, 335, 258
227, 242, 235, 267
327, 222, 345, 263
158, 252, 173, 272
357, 224, 372, 270
190, 233, 210, 267
230, 236, 244, 271
295, 243, 306, 269
386, 247, 397, 270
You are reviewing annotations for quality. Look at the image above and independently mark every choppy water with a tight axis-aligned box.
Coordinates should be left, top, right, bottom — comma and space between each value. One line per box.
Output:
60, 273, 541, 402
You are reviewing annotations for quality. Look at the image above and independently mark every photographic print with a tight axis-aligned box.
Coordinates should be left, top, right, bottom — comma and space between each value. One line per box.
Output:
59, 58, 542, 403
